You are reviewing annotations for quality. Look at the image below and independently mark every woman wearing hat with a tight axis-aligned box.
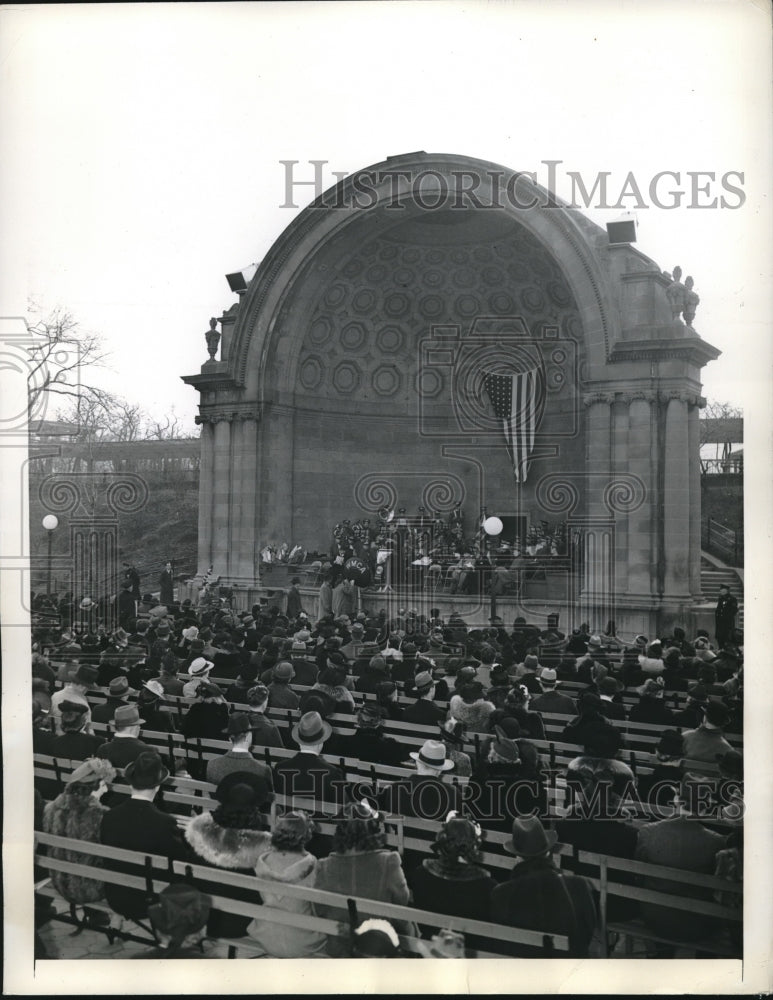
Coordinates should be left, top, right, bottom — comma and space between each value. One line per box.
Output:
407, 813, 496, 952
638, 640, 665, 679
374, 680, 404, 721
49, 663, 98, 735
620, 641, 646, 688
565, 723, 636, 816
50, 701, 104, 761
180, 682, 229, 741
42, 758, 117, 905
327, 704, 408, 768
267, 661, 301, 711
470, 726, 547, 833
448, 681, 495, 735
313, 800, 411, 956
182, 656, 215, 699
312, 664, 355, 715
185, 771, 274, 939
137, 680, 178, 733
628, 677, 675, 726
495, 685, 546, 741
246, 811, 328, 957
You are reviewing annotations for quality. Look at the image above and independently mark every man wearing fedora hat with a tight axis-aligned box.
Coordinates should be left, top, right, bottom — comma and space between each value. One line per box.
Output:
403, 671, 445, 725
272, 711, 347, 806
596, 675, 627, 721
50, 663, 98, 735
681, 700, 735, 763
530, 668, 576, 717
100, 750, 193, 920
490, 816, 597, 957
392, 740, 462, 820
206, 712, 274, 786
92, 675, 135, 725
96, 703, 152, 769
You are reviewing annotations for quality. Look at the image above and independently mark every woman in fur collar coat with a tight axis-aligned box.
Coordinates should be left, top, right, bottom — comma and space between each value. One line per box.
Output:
448, 682, 496, 734
184, 770, 273, 938
42, 758, 116, 904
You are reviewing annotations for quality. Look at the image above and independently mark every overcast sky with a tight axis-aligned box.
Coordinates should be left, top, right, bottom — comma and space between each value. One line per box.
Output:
1, 1, 771, 434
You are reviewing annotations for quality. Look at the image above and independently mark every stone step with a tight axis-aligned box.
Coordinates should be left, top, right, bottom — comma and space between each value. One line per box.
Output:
700, 562, 743, 605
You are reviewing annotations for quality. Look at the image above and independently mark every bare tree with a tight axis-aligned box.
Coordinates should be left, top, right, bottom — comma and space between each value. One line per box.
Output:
26, 309, 111, 421
699, 399, 743, 473
144, 411, 190, 440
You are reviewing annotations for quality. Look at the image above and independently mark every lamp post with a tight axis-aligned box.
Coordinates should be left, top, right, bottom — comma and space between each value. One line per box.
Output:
483, 516, 504, 623
42, 514, 59, 597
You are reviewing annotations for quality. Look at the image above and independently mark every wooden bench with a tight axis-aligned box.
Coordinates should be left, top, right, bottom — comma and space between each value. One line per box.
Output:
583, 851, 742, 958
34, 831, 571, 957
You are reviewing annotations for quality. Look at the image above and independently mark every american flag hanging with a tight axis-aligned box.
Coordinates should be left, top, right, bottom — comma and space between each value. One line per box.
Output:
482, 364, 546, 483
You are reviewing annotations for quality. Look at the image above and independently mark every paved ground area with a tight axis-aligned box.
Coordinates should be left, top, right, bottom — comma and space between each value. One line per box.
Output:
36, 895, 733, 961
35, 898, 233, 960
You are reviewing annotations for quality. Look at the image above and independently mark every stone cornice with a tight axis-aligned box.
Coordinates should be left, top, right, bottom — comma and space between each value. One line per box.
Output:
609, 336, 721, 366
582, 389, 706, 407
619, 268, 673, 287
181, 362, 240, 394
195, 404, 262, 426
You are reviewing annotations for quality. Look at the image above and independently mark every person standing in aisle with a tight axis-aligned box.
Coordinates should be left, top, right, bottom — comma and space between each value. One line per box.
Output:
159, 561, 175, 607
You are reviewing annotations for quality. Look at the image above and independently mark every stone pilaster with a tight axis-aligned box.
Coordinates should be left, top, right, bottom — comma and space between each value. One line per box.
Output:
687, 397, 704, 598
260, 402, 295, 547
611, 399, 629, 595
663, 394, 691, 596
211, 419, 232, 577
196, 421, 214, 575
626, 394, 655, 596
581, 393, 615, 627
227, 418, 244, 579
236, 417, 259, 580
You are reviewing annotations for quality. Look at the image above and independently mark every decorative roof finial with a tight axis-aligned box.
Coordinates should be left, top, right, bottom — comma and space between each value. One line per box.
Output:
205, 317, 220, 361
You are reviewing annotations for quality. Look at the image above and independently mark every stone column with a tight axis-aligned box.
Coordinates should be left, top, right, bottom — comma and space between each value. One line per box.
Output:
211, 418, 232, 578
582, 393, 615, 626
260, 401, 294, 546
196, 421, 215, 575
663, 394, 691, 596
611, 399, 629, 595
687, 398, 703, 597
626, 395, 654, 596
237, 417, 259, 581
227, 418, 244, 580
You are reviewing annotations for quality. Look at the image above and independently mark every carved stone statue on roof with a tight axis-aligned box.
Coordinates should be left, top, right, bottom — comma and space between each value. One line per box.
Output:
682, 276, 700, 328
205, 317, 220, 361
665, 266, 686, 321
